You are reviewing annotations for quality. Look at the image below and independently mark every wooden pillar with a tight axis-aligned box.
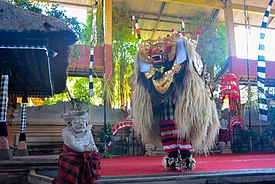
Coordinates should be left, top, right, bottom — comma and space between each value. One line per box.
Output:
224, 0, 237, 72
103, 0, 112, 80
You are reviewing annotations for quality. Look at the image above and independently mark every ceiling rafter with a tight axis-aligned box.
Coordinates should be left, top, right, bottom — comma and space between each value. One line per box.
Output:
140, 28, 192, 34
131, 10, 196, 21
234, 22, 275, 30
151, 2, 167, 39
232, 3, 275, 17
156, 0, 225, 9
157, 1, 275, 16
135, 15, 194, 25
210, 9, 220, 22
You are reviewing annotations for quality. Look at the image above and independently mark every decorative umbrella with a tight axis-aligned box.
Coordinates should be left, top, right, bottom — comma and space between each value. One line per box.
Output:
221, 72, 237, 83
219, 72, 240, 110
220, 80, 238, 91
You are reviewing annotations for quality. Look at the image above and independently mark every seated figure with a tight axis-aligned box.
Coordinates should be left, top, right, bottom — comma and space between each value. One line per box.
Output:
53, 110, 101, 184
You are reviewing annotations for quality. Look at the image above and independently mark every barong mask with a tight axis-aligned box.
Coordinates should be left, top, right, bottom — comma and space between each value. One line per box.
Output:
139, 36, 176, 65
138, 34, 185, 95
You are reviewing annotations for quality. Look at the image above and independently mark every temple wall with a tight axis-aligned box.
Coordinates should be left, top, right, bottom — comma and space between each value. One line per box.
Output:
6, 102, 125, 153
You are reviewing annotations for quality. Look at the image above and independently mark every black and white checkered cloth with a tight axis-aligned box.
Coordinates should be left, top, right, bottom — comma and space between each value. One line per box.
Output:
0, 75, 9, 123
89, 48, 94, 96
20, 103, 27, 133
257, 0, 273, 121
0, 45, 47, 50
89, 1, 98, 97
160, 97, 175, 121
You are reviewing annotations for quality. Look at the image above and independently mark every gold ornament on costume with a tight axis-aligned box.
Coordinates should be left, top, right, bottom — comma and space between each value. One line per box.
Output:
150, 62, 182, 94
144, 66, 165, 79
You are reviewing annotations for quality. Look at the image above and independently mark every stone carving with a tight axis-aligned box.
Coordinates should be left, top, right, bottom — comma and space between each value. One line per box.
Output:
62, 110, 98, 153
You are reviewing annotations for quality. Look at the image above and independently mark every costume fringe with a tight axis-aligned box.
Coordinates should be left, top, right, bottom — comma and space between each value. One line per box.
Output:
174, 38, 220, 154
133, 79, 162, 145
133, 55, 162, 145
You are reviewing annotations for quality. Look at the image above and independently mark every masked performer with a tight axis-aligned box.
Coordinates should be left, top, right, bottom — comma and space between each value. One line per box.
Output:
53, 111, 101, 184
133, 33, 220, 172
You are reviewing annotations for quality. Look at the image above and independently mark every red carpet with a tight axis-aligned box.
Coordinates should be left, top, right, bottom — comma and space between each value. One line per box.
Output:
101, 152, 275, 176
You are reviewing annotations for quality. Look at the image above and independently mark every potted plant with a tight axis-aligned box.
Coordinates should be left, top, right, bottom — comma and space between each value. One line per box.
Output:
98, 122, 113, 158
267, 105, 275, 150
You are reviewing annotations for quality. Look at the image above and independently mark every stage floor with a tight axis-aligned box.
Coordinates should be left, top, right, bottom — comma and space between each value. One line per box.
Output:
96, 152, 275, 183
101, 152, 275, 176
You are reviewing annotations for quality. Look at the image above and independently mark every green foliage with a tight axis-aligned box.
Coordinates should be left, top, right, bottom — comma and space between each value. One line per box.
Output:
68, 77, 90, 103
95, 2, 104, 46
268, 105, 275, 140
98, 123, 114, 155
269, 105, 275, 124
9, 0, 42, 13
113, 2, 137, 42
188, 13, 228, 82
112, 41, 137, 108
85, 1, 138, 108
44, 4, 86, 42
43, 92, 69, 105
11, 0, 87, 44
242, 89, 259, 121
81, 3, 103, 46
43, 77, 90, 106
111, 2, 138, 108
240, 129, 257, 144
101, 152, 112, 159
98, 122, 113, 150
82, 13, 93, 46
70, 44, 81, 58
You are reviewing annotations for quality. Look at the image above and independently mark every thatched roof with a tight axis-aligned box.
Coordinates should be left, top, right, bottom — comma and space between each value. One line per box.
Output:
0, 1, 77, 36
0, 0, 77, 97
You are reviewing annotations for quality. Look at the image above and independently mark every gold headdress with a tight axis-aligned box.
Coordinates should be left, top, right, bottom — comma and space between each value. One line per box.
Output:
138, 34, 178, 64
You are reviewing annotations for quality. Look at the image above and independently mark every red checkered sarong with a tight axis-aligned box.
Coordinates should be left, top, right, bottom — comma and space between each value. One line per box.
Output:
159, 98, 192, 154
161, 120, 192, 153
53, 145, 101, 184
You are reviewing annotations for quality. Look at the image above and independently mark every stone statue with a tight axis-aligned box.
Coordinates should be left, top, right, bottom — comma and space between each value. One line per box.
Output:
53, 110, 101, 184
62, 110, 98, 153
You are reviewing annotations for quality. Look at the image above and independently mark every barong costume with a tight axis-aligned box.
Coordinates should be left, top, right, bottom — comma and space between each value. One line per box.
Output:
133, 33, 220, 171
